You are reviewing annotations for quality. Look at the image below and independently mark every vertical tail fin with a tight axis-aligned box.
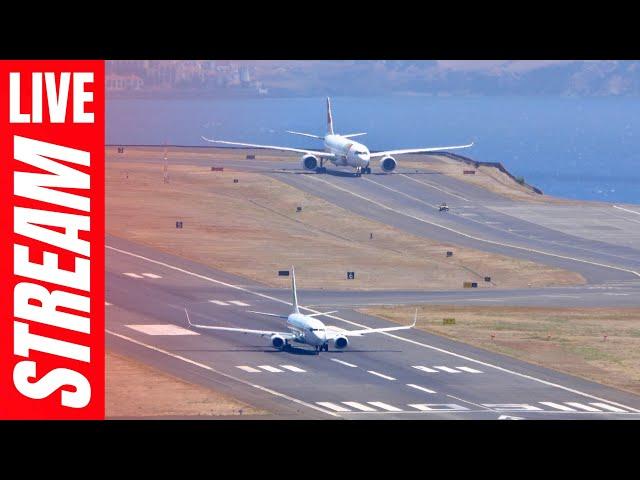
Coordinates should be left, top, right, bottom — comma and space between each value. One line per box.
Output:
326, 97, 334, 135
291, 265, 300, 313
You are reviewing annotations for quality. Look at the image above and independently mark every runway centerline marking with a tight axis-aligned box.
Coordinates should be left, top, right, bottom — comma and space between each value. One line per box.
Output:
106, 329, 341, 417
123, 272, 144, 278
306, 175, 640, 279
330, 358, 358, 368
229, 300, 251, 306
368, 370, 396, 381
142, 273, 162, 279
407, 384, 436, 394
106, 243, 640, 413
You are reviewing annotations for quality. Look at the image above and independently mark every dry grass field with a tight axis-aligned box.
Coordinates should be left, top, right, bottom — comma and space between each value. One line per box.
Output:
106, 151, 584, 291
106, 351, 264, 418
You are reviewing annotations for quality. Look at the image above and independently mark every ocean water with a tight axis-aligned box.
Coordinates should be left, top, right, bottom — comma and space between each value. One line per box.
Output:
106, 96, 640, 204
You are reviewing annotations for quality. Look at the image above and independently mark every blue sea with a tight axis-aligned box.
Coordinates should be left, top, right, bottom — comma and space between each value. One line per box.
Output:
106, 96, 640, 204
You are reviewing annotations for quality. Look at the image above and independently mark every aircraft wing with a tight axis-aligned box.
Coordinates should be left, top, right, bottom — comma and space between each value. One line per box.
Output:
202, 136, 335, 158
185, 309, 294, 338
369, 142, 474, 158
325, 310, 417, 338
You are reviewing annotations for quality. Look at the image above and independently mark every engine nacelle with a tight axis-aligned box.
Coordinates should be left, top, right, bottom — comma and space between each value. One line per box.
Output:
300, 154, 319, 171
379, 156, 397, 173
333, 336, 349, 350
271, 334, 285, 349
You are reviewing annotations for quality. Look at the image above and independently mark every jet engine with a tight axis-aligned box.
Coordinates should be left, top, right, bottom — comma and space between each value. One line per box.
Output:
300, 154, 319, 171
333, 336, 349, 349
271, 334, 286, 349
379, 156, 397, 173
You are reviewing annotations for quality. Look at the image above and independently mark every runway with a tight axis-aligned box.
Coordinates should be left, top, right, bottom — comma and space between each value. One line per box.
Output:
110, 152, 640, 284
106, 150, 640, 419
106, 235, 640, 419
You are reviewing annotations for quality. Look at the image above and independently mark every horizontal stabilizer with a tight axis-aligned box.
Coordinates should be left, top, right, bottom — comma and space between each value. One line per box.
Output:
342, 132, 367, 138
286, 130, 324, 139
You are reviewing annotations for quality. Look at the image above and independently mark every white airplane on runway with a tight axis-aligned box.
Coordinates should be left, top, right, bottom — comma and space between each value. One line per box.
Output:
185, 267, 416, 353
202, 97, 473, 176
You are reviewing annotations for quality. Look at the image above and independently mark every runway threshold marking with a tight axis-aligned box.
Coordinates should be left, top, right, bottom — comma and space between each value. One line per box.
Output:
317, 402, 351, 412
565, 402, 602, 412
343, 401, 377, 412
456, 366, 483, 373
306, 175, 640, 279
368, 401, 403, 412
413, 366, 438, 373
106, 244, 640, 414
434, 366, 461, 373
539, 401, 576, 412
258, 365, 284, 373
106, 329, 341, 418
236, 366, 261, 373
280, 365, 306, 372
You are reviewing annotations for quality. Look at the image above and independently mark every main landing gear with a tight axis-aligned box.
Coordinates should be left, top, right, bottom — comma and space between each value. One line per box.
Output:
355, 166, 372, 176
315, 159, 327, 174
314, 344, 329, 354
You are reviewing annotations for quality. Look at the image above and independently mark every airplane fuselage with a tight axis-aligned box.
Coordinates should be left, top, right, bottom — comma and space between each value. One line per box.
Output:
324, 134, 371, 169
286, 312, 326, 346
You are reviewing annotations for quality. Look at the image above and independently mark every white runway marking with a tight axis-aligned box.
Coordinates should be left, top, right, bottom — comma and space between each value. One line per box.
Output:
613, 205, 640, 216
330, 358, 358, 368
407, 384, 436, 394
409, 403, 468, 411
343, 402, 377, 412
368, 401, 402, 412
280, 365, 306, 372
229, 300, 251, 306
236, 366, 261, 373
107, 244, 640, 414
590, 402, 628, 413
539, 402, 576, 412
566, 402, 602, 412
413, 366, 438, 373
142, 273, 162, 279
106, 329, 341, 417
123, 272, 143, 278
209, 300, 229, 305
105, 301, 112, 306
306, 176, 640, 279
434, 366, 460, 373
368, 370, 396, 381
317, 402, 351, 412
258, 365, 284, 373
456, 366, 483, 373
483, 403, 543, 411
125, 324, 199, 336
399, 174, 470, 202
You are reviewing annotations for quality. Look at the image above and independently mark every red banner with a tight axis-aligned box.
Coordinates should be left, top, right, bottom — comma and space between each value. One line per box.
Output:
0, 61, 104, 419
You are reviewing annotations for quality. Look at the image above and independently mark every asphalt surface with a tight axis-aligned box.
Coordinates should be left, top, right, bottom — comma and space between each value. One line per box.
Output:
106, 150, 640, 419
106, 235, 640, 420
